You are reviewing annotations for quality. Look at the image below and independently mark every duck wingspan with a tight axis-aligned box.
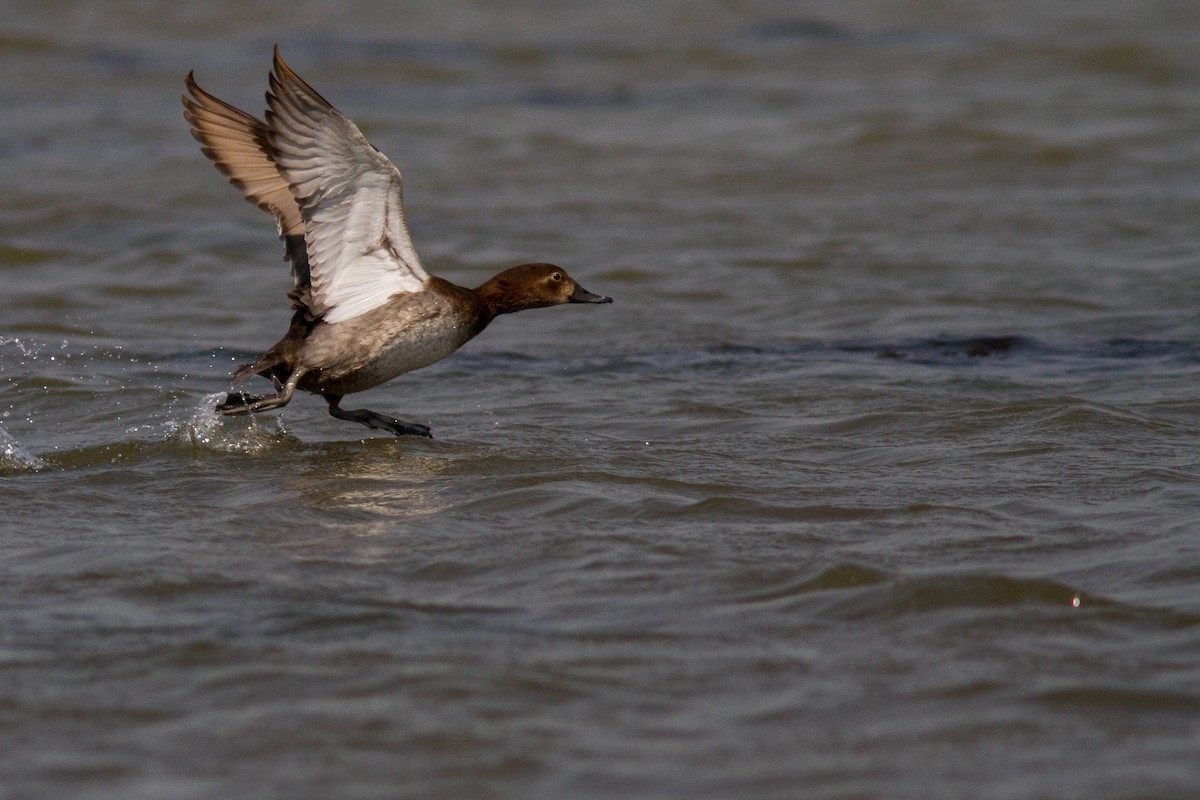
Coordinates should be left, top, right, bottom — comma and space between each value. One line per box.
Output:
265, 46, 430, 325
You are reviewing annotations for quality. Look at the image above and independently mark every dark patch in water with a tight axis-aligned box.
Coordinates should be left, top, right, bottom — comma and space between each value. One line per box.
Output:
748, 18, 854, 42
519, 86, 636, 108
693, 336, 1200, 375
879, 335, 1028, 360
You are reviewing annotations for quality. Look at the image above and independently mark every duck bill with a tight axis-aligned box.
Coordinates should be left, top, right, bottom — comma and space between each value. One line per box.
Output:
569, 283, 613, 304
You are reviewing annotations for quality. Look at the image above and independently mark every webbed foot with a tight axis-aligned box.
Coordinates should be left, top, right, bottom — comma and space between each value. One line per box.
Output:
216, 368, 308, 416
217, 392, 272, 415
325, 394, 433, 438
350, 409, 433, 438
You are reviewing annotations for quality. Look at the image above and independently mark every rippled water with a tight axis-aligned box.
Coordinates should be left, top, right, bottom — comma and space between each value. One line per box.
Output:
4, 2, 1200, 798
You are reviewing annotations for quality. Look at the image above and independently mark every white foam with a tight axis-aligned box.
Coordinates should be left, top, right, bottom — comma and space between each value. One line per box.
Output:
165, 392, 294, 454
0, 426, 45, 471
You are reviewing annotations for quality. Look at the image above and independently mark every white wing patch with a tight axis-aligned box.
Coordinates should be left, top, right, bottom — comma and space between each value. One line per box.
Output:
265, 47, 430, 324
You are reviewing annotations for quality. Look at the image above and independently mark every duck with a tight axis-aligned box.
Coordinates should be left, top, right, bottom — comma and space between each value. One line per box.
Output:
181, 47, 611, 437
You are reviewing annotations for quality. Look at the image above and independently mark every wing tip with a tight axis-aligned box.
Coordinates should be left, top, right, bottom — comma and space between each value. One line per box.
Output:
268, 44, 335, 114
182, 69, 200, 113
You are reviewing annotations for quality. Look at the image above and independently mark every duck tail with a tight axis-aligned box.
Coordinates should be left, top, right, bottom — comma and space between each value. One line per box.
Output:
231, 359, 272, 384
228, 308, 314, 385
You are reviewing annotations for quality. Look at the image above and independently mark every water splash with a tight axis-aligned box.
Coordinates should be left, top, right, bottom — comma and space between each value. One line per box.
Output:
163, 392, 295, 455
0, 426, 44, 471
0, 335, 47, 359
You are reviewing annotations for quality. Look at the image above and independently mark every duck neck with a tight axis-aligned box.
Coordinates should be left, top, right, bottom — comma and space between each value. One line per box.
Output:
421, 276, 496, 339
475, 274, 529, 317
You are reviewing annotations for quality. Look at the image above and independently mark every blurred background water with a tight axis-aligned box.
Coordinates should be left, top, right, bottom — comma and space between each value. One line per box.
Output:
3, 1, 1200, 798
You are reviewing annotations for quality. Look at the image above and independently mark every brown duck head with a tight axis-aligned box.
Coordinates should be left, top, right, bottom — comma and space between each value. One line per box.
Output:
476, 263, 612, 316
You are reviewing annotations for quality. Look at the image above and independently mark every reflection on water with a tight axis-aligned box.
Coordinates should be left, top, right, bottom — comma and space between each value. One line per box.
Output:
288, 444, 459, 534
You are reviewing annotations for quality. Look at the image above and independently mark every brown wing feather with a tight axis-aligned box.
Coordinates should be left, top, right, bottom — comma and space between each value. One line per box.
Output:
182, 71, 304, 238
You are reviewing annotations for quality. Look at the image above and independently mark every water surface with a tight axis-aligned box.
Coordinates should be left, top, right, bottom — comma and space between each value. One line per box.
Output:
3, 2, 1200, 798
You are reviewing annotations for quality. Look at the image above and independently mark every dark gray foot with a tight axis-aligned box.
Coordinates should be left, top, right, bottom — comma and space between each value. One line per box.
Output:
345, 408, 433, 437
215, 369, 307, 418
325, 394, 432, 437
217, 392, 272, 415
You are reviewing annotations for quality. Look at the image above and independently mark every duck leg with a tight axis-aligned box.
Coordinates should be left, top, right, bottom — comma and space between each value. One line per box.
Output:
217, 367, 307, 415
324, 394, 433, 438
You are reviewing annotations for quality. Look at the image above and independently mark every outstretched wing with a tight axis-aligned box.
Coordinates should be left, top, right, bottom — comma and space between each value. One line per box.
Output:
183, 70, 311, 299
265, 46, 430, 325
182, 72, 305, 238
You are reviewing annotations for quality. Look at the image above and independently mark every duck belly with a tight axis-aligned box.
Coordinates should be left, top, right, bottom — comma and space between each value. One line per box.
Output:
298, 294, 482, 395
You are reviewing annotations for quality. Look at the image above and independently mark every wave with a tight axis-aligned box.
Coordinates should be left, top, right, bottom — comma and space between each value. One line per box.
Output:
2, 394, 297, 475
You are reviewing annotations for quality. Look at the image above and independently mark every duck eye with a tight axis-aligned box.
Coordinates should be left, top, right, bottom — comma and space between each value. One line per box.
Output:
551, 272, 563, 281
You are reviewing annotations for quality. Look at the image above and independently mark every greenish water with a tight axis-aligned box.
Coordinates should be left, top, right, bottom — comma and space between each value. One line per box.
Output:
4, 2, 1200, 798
